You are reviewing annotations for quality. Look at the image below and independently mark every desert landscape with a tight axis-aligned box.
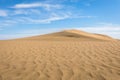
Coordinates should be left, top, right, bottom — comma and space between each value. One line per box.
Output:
0, 29, 120, 80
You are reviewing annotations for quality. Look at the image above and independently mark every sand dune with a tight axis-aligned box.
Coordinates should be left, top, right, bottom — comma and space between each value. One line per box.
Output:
0, 30, 120, 80
21, 29, 114, 41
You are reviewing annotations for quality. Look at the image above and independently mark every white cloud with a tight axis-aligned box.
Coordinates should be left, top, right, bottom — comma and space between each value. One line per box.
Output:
13, 3, 42, 8
0, 10, 8, 17
12, 3, 62, 10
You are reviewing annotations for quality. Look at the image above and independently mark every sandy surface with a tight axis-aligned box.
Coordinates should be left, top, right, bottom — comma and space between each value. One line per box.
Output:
0, 30, 120, 80
0, 40, 120, 80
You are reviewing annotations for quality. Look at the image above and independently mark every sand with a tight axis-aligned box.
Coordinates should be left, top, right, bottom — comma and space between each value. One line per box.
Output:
0, 30, 120, 80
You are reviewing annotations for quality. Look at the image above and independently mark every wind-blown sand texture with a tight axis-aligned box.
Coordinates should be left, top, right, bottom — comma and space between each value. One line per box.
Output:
0, 30, 120, 80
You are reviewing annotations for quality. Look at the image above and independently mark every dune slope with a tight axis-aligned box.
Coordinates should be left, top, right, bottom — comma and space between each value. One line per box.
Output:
21, 29, 114, 41
0, 30, 120, 80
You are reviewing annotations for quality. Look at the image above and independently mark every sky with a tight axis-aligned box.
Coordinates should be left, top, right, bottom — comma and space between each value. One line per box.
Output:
0, 0, 120, 40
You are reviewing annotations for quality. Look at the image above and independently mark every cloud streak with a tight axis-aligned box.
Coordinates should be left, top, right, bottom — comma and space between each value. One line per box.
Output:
21, 12, 71, 24
12, 3, 62, 10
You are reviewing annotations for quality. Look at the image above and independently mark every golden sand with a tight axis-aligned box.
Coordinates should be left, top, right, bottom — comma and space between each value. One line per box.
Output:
0, 30, 120, 80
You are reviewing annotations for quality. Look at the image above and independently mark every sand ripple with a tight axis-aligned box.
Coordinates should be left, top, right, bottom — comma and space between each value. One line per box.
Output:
0, 40, 120, 80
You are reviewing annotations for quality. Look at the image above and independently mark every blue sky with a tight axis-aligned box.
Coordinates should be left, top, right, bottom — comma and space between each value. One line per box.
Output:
0, 0, 120, 40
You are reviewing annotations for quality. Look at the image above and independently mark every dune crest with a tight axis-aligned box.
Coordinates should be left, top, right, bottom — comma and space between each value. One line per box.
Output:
64, 29, 113, 40
22, 29, 114, 41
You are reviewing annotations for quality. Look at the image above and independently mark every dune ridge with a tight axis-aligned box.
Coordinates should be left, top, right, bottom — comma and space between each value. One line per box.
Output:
21, 29, 114, 41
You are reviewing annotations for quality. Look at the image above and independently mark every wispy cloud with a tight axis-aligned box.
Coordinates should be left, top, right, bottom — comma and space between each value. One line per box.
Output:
0, 10, 8, 17
21, 12, 71, 24
13, 9, 41, 15
12, 3, 43, 8
12, 3, 62, 10
0, 1, 95, 31
0, 11, 71, 25
0, 5, 94, 26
